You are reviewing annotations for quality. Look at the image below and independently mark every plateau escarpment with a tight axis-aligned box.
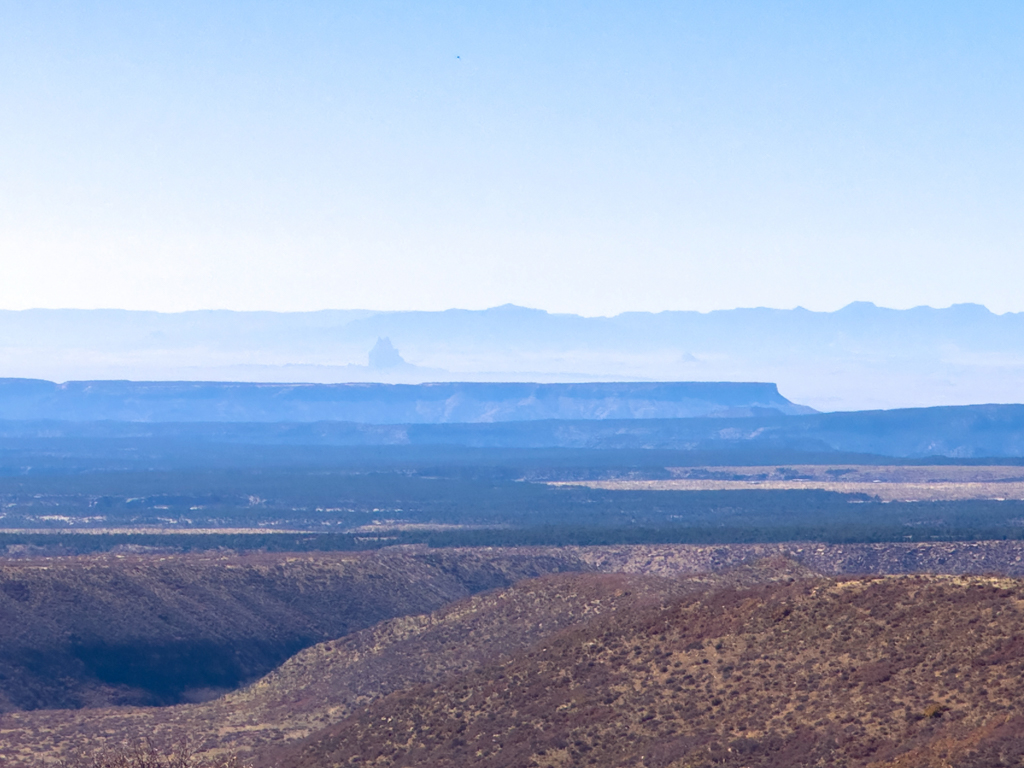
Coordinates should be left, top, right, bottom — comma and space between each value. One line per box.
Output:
0, 380, 809, 423
2, 303, 1023, 411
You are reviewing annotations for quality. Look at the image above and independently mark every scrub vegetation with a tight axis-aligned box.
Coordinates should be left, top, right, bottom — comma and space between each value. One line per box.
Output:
10, 563, 1024, 768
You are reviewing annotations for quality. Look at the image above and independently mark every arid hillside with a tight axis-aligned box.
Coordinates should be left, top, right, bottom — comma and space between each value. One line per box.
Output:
7, 540, 1024, 714
0, 572, 677, 764
0, 548, 587, 711
0, 561, 811, 765
270, 572, 1024, 768
8, 559, 1024, 767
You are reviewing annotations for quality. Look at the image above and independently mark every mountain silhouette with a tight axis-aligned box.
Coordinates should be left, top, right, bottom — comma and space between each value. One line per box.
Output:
368, 337, 405, 369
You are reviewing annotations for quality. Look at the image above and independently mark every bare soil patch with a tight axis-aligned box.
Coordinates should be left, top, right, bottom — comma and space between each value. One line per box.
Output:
556, 464, 1024, 501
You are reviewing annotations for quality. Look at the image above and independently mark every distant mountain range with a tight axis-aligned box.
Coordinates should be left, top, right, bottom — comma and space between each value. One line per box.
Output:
2, 303, 1023, 410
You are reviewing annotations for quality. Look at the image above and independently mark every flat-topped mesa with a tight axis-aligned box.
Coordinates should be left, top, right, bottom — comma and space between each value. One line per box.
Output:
0, 380, 812, 423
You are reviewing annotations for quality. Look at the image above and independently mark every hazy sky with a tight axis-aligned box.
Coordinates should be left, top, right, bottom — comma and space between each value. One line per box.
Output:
2, 1, 1022, 315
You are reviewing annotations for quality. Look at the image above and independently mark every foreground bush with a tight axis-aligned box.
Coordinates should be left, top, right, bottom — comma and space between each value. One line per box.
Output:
59, 741, 247, 768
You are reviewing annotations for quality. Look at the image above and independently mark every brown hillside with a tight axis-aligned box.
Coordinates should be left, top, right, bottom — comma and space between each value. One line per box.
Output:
0, 548, 589, 711
10, 544, 1024, 766
271, 573, 1024, 768
0, 572, 676, 765
0, 561, 813, 765
5, 540, 1024, 715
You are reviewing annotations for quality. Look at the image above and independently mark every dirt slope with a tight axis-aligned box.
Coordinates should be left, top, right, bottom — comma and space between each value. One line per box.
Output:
0, 573, 675, 764
6, 540, 1024, 714
0, 561, 813, 765
0, 548, 588, 710
271, 573, 1024, 768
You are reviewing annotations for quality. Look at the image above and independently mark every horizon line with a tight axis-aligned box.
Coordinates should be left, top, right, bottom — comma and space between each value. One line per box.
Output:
0, 301, 1009, 318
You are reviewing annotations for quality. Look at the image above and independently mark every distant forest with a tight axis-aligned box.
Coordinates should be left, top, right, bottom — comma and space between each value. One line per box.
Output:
3, 419, 1024, 556
4, 467, 1024, 555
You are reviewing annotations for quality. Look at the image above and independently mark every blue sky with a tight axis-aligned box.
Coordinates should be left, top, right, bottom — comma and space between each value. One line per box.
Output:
1, 1, 1022, 315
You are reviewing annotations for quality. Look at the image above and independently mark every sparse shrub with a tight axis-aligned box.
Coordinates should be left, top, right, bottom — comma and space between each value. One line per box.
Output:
59, 740, 248, 768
